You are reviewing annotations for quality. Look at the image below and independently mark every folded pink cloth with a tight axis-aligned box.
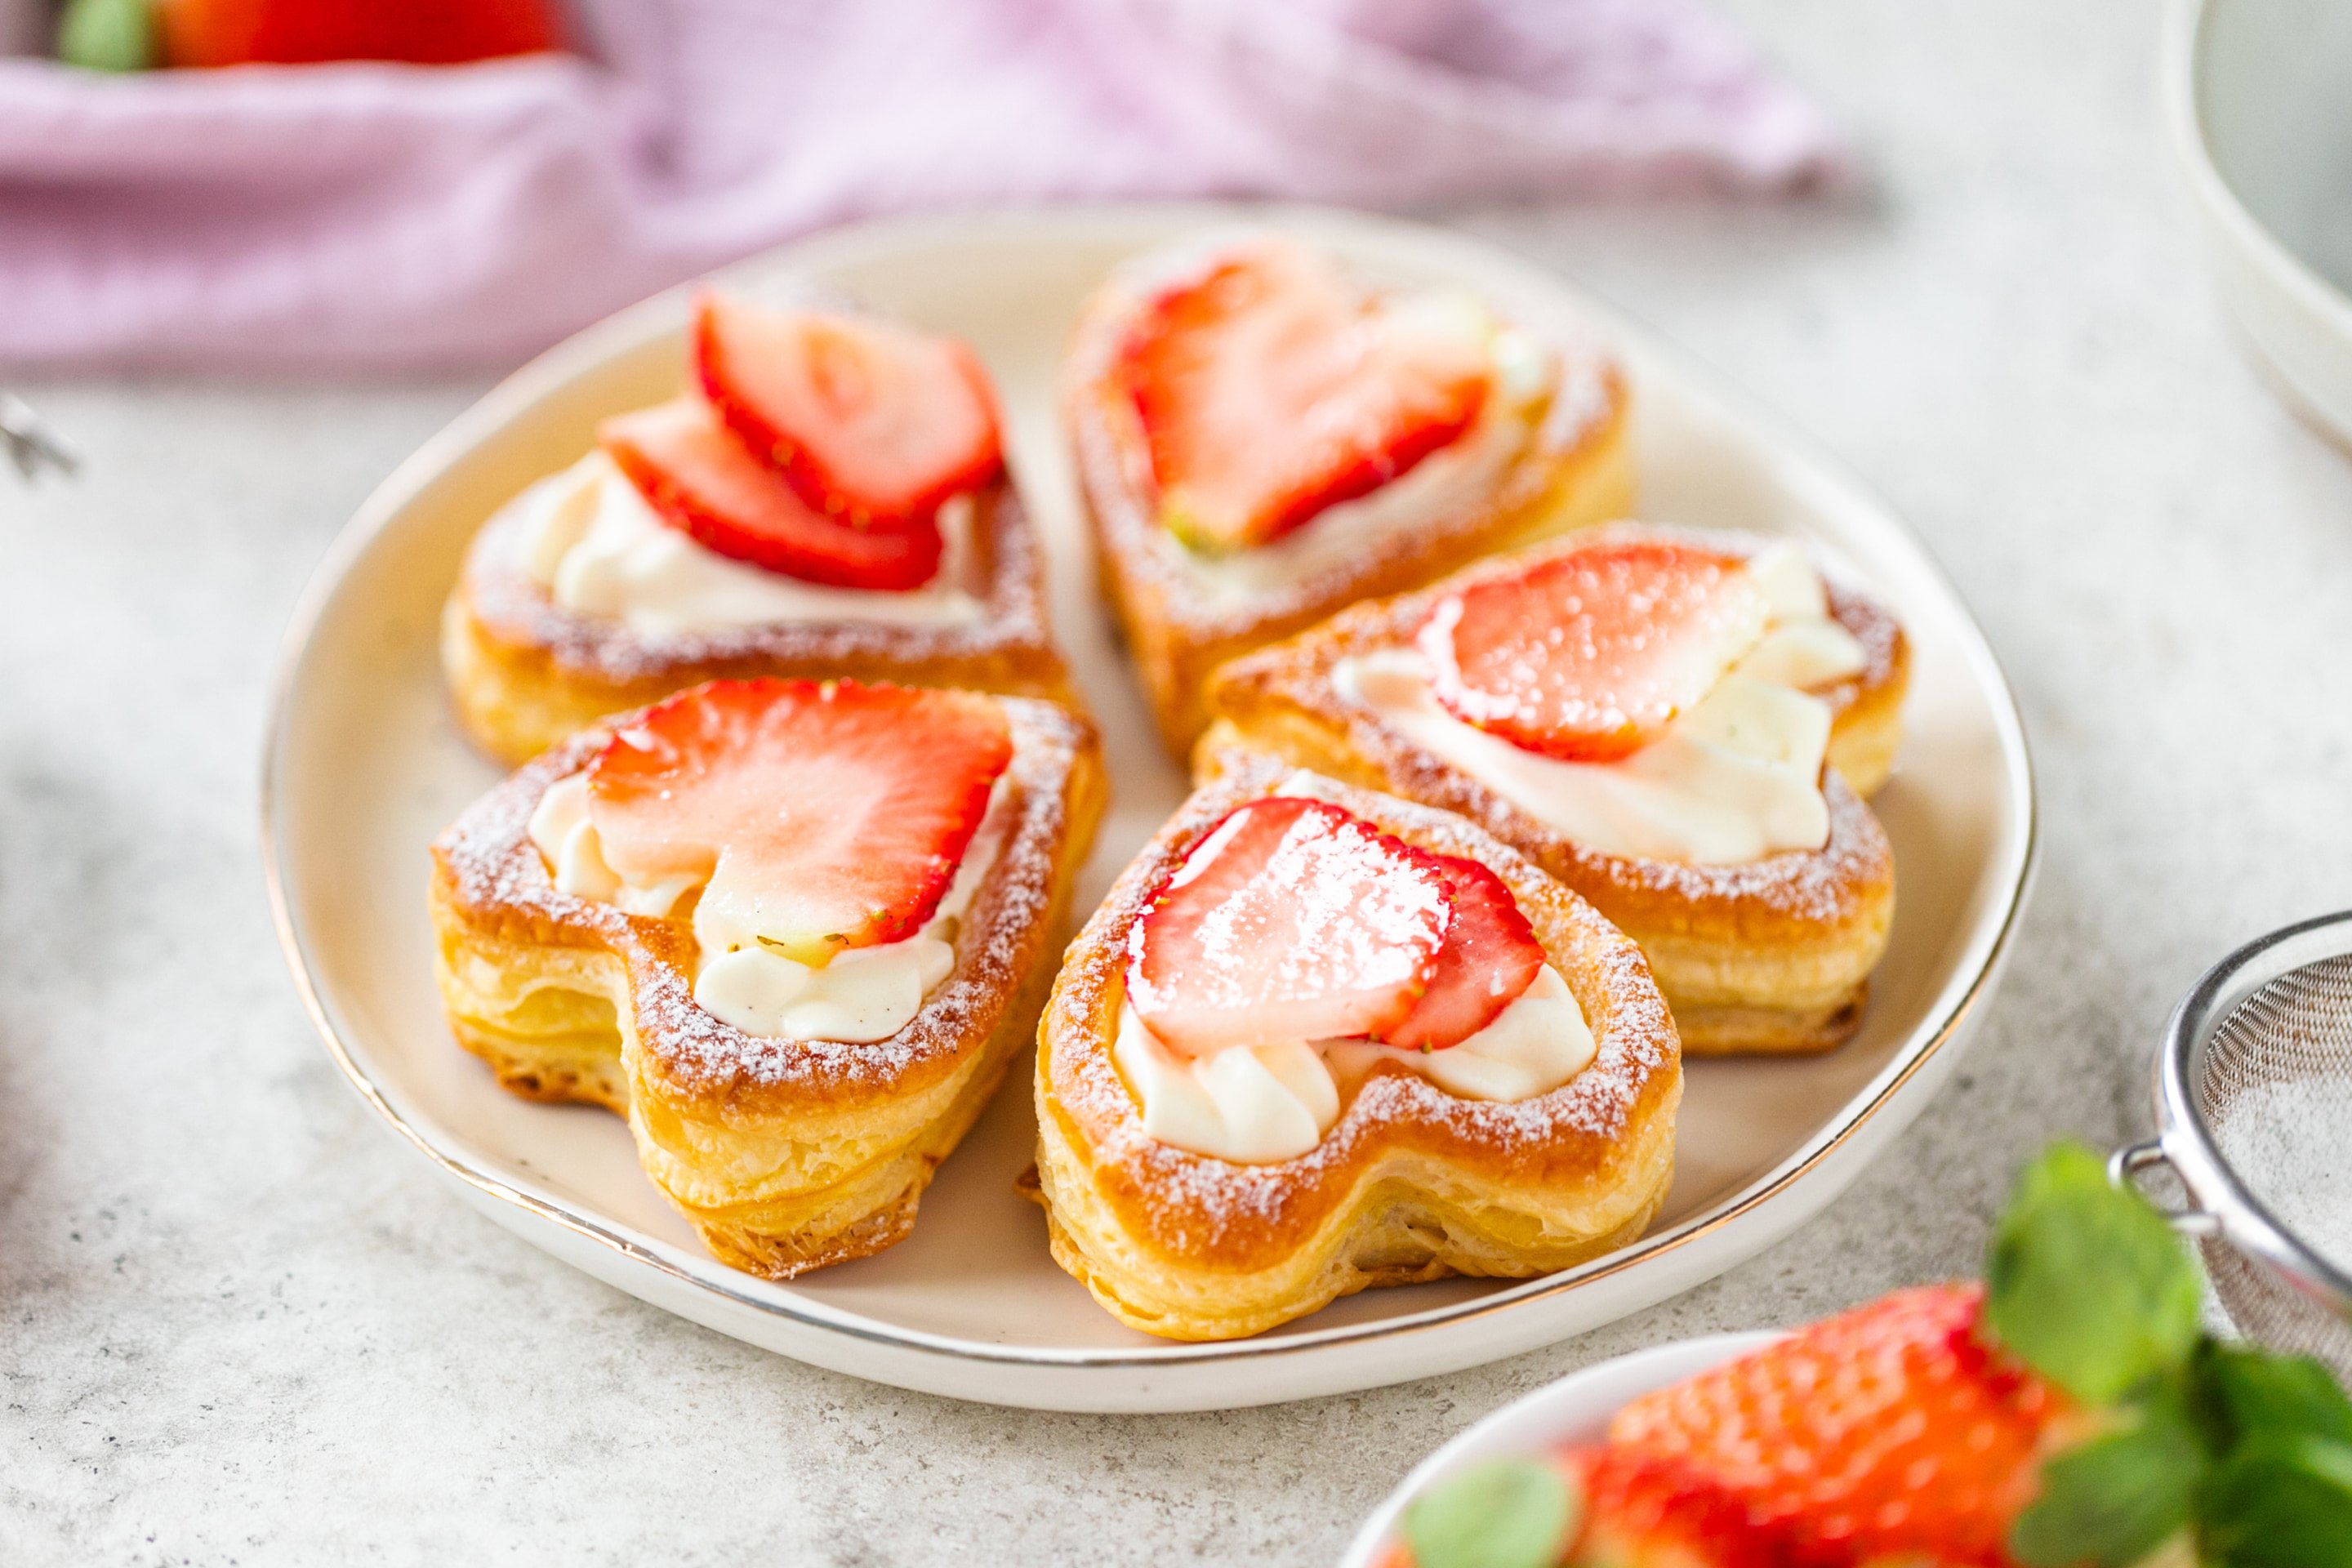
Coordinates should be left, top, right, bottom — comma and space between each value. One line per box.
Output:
0, 0, 1840, 371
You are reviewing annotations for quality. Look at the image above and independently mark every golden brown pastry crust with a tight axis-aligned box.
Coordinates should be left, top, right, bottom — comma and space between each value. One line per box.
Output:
1063, 249, 1635, 759
1030, 750, 1681, 1341
430, 694, 1106, 1277
1200, 530, 1904, 1055
443, 474, 1076, 764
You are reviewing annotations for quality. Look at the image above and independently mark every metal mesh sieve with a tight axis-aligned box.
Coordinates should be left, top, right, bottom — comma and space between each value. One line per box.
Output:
2113, 911, 2352, 1382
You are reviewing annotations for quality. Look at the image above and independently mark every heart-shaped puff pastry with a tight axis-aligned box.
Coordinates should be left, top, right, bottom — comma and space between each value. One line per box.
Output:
1028, 749, 1680, 1342
444, 296, 1076, 766
1064, 234, 1633, 759
430, 684, 1104, 1278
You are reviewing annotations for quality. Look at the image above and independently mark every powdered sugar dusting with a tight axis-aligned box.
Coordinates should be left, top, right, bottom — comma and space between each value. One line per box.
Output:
1127, 799, 1452, 1054
1043, 752, 1677, 1254
434, 696, 1089, 1101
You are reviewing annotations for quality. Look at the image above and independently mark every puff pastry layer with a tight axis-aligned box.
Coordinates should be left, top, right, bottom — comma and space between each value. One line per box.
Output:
1201, 532, 1906, 1054
1063, 249, 1633, 759
444, 474, 1075, 764
1030, 750, 1680, 1341
430, 693, 1105, 1276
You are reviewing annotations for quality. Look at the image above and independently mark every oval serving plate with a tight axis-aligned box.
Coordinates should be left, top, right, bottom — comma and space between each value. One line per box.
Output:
262, 204, 2034, 1414
1336, 1330, 1783, 1567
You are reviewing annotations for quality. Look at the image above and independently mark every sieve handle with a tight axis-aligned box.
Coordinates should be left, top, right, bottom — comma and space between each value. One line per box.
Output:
2109, 1141, 2223, 1238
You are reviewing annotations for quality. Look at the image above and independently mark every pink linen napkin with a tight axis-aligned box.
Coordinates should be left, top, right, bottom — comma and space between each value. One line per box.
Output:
0, 0, 1842, 372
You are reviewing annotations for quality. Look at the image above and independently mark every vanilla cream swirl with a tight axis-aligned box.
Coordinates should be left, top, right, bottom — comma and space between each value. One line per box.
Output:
527, 767, 1012, 1043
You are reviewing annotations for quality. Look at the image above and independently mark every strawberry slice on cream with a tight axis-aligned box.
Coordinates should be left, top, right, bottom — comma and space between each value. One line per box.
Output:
599, 397, 946, 591
1114, 788, 1589, 1164
1381, 853, 1548, 1054
581, 679, 1011, 966
1125, 796, 1454, 1057
1419, 539, 1774, 764
694, 294, 1002, 531
1117, 243, 1494, 555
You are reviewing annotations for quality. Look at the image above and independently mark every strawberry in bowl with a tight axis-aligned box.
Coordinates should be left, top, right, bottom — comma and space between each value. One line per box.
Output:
1370, 1143, 2352, 1568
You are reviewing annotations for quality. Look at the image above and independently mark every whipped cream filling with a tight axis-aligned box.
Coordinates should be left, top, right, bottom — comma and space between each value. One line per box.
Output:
1111, 965, 1593, 1164
1334, 543, 1868, 866
510, 451, 987, 635
1158, 305, 1555, 608
526, 768, 1012, 1044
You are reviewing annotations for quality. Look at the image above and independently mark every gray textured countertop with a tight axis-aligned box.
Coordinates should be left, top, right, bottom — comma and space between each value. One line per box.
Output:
10, 2, 2352, 1560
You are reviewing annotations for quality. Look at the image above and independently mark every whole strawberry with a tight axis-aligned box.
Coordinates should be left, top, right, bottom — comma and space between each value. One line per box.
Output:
1606, 1284, 2062, 1566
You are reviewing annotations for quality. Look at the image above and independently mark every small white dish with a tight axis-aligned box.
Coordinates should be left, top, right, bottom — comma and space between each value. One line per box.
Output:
1336, 1330, 1781, 1567
262, 203, 2034, 1413
2167, 0, 2352, 444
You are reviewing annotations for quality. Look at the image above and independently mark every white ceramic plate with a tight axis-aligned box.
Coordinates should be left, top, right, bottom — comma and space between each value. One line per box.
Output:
262, 204, 2034, 1413
2167, 0, 2352, 445
1335, 1330, 1781, 1567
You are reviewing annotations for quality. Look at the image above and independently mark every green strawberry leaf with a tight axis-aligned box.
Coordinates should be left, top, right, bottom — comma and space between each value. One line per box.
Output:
2009, 1375, 2206, 1568
1984, 1142, 2202, 1405
56, 0, 155, 71
2193, 1340, 2352, 1450
1401, 1458, 1579, 1568
2197, 1432, 2352, 1567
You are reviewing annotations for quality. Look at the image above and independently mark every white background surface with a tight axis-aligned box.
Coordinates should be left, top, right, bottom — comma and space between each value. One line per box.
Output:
7, 1, 2352, 1559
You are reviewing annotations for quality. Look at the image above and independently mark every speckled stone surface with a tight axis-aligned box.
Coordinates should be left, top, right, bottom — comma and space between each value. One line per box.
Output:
8, 2, 2352, 1561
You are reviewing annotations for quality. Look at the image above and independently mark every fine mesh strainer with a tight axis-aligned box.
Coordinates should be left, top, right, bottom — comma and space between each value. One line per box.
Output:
2111, 910, 2352, 1381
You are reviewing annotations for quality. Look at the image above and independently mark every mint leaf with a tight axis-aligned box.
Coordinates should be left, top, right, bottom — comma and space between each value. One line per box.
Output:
2009, 1376, 2205, 1568
1401, 1458, 1578, 1568
1984, 1142, 2202, 1405
2198, 1433, 2352, 1567
2194, 1341, 2352, 1449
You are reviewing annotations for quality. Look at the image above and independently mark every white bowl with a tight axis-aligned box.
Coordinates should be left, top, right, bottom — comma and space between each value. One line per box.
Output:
1336, 1330, 1782, 1567
2167, 0, 2352, 443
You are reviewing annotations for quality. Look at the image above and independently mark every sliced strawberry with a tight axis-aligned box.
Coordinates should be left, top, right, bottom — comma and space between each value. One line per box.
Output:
1119, 243, 1492, 554
694, 294, 1003, 529
1379, 854, 1545, 1051
1608, 1284, 2063, 1567
584, 679, 1010, 965
600, 397, 943, 590
1126, 796, 1454, 1057
1421, 541, 1772, 763
1556, 1446, 1790, 1568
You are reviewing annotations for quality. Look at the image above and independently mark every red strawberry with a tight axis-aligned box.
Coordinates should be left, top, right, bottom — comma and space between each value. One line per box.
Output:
159, 0, 559, 67
1421, 541, 1771, 763
1119, 243, 1492, 553
1559, 1446, 1790, 1568
694, 295, 1002, 529
1379, 853, 1546, 1052
584, 679, 1010, 965
1607, 1285, 2063, 1568
600, 397, 943, 590
1125, 796, 1454, 1057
